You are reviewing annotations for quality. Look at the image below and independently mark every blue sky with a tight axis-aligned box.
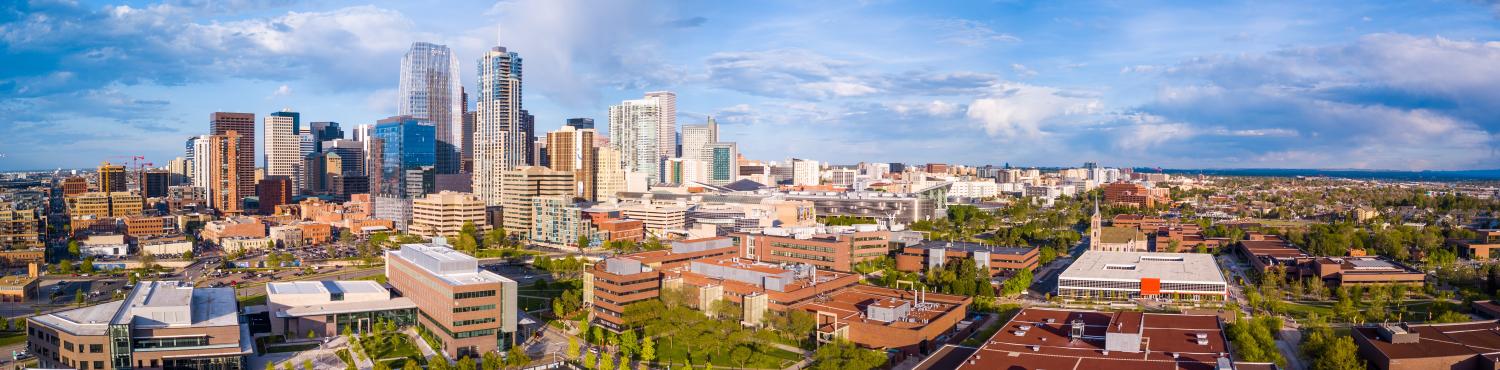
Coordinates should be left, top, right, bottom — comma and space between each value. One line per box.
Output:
2, 0, 1499, 171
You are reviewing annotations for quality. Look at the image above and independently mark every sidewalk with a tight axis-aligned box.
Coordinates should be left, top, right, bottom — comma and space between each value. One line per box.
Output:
406, 328, 442, 364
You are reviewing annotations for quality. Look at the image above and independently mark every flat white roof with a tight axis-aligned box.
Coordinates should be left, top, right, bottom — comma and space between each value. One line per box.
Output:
1059, 251, 1227, 284
389, 243, 515, 286
33, 281, 240, 336
268, 280, 387, 296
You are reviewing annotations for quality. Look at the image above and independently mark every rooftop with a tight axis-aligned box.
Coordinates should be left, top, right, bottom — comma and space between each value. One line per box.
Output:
1060, 251, 1227, 284
1099, 226, 1145, 244
908, 240, 1034, 255
267, 280, 388, 296
792, 285, 968, 330
1353, 321, 1500, 361
388, 243, 515, 286
32, 281, 240, 336
956, 308, 1232, 370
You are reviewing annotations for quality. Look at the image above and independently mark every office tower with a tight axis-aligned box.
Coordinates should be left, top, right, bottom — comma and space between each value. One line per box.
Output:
792, 158, 820, 186
308, 121, 344, 152
97, 162, 127, 193
545, 126, 597, 200
191, 135, 214, 189
608, 93, 675, 184
534, 139, 550, 169
666, 157, 706, 185
323, 139, 366, 178
264, 110, 302, 194
205, 133, 244, 214
386, 244, 518, 358
211, 112, 256, 200
461, 88, 475, 173
645, 91, 677, 160
520, 110, 536, 165
373, 116, 436, 199
500, 166, 573, 238
595, 146, 625, 201
400, 42, 463, 174
680, 116, 718, 162
352, 123, 373, 143
566, 118, 594, 130
142, 170, 169, 198
473, 45, 524, 206
706, 142, 739, 185
303, 152, 344, 197
257, 176, 293, 215
184, 136, 198, 184
409, 191, 488, 238
167, 157, 188, 185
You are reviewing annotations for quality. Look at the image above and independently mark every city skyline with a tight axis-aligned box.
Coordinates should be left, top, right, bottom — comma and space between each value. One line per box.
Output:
2, 0, 1499, 171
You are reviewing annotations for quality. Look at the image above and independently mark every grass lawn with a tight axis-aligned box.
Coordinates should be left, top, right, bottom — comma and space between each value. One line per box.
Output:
0, 331, 27, 347
238, 294, 267, 306
1281, 300, 1446, 322
354, 273, 388, 284
517, 279, 582, 313
654, 341, 798, 369
361, 333, 421, 361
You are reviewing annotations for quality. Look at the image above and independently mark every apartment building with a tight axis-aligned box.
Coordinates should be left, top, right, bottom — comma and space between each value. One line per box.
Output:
409, 191, 488, 238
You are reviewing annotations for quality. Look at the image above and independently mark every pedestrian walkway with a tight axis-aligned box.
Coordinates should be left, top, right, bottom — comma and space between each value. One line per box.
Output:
406, 328, 442, 364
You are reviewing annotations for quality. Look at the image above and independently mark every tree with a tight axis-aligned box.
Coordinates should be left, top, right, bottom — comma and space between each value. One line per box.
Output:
583, 351, 596, 369
484, 228, 507, 249
140, 252, 159, 270
811, 340, 885, 370
182, 250, 194, 260
68, 240, 80, 257
59, 259, 73, 274
81, 257, 95, 273
283, 362, 293, 370
302, 359, 314, 370
307, 329, 317, 339
505, 345, 530, 368
619, 330, 639, 360
640, 335, 655, 366
427, 355, 450, 370
577, 235, 592, 252
404, 359, 422, 370
74, 289, 85, 305
567, 337, 581, 360
453, 233, 479, 256
266, 363, 276, 370
598, 352, 614, 370
457, 356, 476, 370
372, 362, 390, 370
127, 272, 139, 285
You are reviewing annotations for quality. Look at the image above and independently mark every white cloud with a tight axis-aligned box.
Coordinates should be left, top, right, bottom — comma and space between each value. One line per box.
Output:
938, 19, 1021, 47
270, 84, 292, 97
965, 83, 1101, 138
1011, 63, 1037, 78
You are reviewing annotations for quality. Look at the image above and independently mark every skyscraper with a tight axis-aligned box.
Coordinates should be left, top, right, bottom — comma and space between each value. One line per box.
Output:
373, 116, 436, 199
473, 45, 524, 206
546, 126, 597, 200
706, 142, 739, 185
595, 146, 626, 201
461, 88, 475, 173
520, 109, 536, 166
308, 121, 344, 153
680, 116, 718, 162
399, 42, 463, 174
566, 118, 594, 130
211, 112, 256, 201
204, 133, 244, 214
264, 110, 302, 194
608, 93, 675, 184
645, 91, 677, 160
97, 162, 127, 193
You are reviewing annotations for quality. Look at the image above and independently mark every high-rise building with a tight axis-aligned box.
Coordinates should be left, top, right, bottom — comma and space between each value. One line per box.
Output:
566, 118, 594, 130
264, 110, 302, 194
191, 135, 214, 189
461, 89, 475, 173
608, 93, 676, 184
97, 162, 127, 193
308, 121, 344, 153
791, 158, 820, 186
184, 136, 198, 184
204, 133, 245, 214
211, 112, 256, 200
257, 176, 293, 215
545, 126, 597, 200
534, 139, 550, 169
595, 147, 626, 201
500, 166, 573, 238
666, 158, 706, 185
519, 110, 536, 166
400, 42, 463, 174
373, 116, 436, 199
706, 142, 739, 185
323, 139, 366, 178
645, 91, 677, 160
473, 46, 524, 206
409, 191, 488, 238
680, 116, 717, 162
142, 170, 169, 198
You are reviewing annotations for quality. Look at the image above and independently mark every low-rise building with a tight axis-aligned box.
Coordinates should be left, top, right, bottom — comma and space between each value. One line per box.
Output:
0, 268, 40, 302
895, 241, 1039, 277
793, 285, 970, 357
583, 237, 740, 330
27, 281, 251, 370
955, 308, 1250, 370
1057, 251, 1228, 304
266, 281, 417, 338
80, 234, 129, 257
1353, 321, 1500, 370
200, 217, 266, 244
733, 225, 894, 272
618, 203, 687, 239
220, 237, 271, 254
137, 235, 192, 256
1094, 226, 1147, 252
386, 243, 519, 358
409, 191, 488, 238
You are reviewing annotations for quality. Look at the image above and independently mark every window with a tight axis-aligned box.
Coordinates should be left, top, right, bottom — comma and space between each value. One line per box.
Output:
90, 344, 103, 353
64, 342, 73, 352
330, 293, 345, 301
133, 336, 209, 349
94, 361, 104, 369
454, 304, 495, 313
454, 290, 496, 299
454, 318, 496, 326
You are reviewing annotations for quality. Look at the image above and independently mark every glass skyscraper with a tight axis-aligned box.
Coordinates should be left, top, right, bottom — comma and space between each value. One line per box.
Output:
373, 115, 436, 199
399, 42, 463, 174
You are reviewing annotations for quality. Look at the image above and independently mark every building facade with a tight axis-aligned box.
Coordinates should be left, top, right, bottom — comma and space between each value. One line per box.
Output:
399, 42, 464, 175
210, 112, 256, 201
499, 166, 573, 238
473, 46, 524, 207
386, 243, 518, 358
409, 191, 488, 238
26, 281, 250, 370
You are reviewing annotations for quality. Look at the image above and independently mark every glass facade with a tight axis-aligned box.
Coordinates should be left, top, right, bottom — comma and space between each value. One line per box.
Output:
330, 307, 417, 335
108, 324, 132, 370
374, 117, 436, 199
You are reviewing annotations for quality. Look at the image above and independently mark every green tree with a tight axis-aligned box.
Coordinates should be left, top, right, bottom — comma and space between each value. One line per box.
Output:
427, 355, 450, 370
68, 240, 80, 257
583, 351, 596, 369
453, 233, 479, 256
639, 336, 654, 366
59, 259, 73, 273
577, 235, 591, 252
568, 337, 581, 360
283, 362, 293, 370
81, 257, 95, 273
484, 228, 507, 249
404, 359, 422, 370
505, 345, 530, 368
74, 289, 85, 305
598, 352, 613, 370
266, 362, 276, 370
811, 340, 885, 370
372, 362, 390, 370
619, 330, 639, 359
127, 272, 139, 285
302, 358, 314, 370
182, 250, 193, 260
457, 356, 476, 370
307, 329, 317, 339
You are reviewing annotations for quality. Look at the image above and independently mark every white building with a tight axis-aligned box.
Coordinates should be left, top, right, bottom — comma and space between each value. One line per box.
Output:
473, 46, 524, 206
949, 179, 999, 198
609, 93, 676, 184
791, 158, 820, 186
1057, 251, 1228, 303
264, 111, 303, 193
